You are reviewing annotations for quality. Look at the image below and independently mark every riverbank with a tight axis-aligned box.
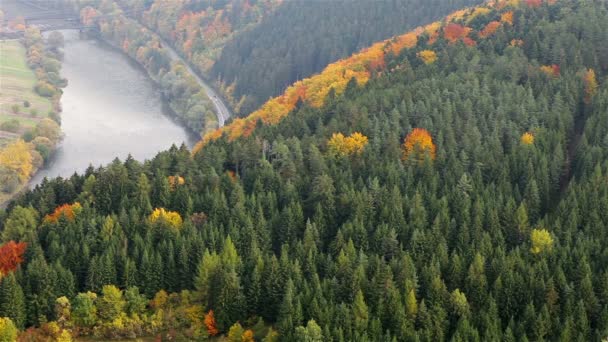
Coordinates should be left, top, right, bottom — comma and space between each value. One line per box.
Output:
77, 29, 201, 140
153, 32, 231, 127
0, 29, 64, 205
77, 5, 228, 138
27, 29, 195, 187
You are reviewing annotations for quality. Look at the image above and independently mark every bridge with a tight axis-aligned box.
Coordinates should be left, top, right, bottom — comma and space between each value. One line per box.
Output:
0, 0, 106, 36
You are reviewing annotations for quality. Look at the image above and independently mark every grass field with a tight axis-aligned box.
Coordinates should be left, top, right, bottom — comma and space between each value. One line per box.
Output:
0, 39, 53, 146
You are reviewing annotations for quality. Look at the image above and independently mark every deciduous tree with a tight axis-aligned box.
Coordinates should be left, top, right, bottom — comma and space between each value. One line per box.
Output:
530, 229, 554, 254
0, 241, 27, 275
402, 128, 436, 161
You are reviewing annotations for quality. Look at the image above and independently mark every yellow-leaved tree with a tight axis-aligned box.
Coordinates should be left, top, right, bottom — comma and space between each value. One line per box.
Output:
149, 208, 183, 230
417, 50, 437, 65
530, 229, 554, 254
583, 68, 598, 104
0, 139, 33, 183
0, 317, 18, 341
167, 175, 185, 190
327, 132, 368, 156
521, 132, 535, 145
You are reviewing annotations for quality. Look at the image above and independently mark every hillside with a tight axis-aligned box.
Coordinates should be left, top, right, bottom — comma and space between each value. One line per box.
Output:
210, 0, 485, 115
116, 0, 484, 116
1, 0, 608, 341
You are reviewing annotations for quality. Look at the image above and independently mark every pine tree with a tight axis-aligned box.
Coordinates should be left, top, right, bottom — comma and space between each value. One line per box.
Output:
278, 279, 302, 339
0, 273, 26, 329
352, 290, 369, 334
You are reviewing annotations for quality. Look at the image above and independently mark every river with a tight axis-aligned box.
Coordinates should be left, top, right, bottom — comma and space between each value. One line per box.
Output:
30, 30, 196, 185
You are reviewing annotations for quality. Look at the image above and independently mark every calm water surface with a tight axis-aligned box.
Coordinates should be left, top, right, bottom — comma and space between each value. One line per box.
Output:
31, 30, 195, 185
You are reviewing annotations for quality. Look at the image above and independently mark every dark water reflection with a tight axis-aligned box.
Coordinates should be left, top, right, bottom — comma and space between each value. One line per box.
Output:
31, 30, 195, 185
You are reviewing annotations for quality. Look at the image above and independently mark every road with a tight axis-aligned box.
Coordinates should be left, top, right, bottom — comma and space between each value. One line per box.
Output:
159, 37, 231, 127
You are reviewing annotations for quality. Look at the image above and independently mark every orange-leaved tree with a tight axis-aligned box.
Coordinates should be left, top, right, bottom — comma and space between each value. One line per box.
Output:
204, 310, 219, 336
443, 23, 471, 43
242, 329, 255, 342
0, 241, 27, 275
540, 65, 560, 78
403, 128, 436, 162
479, 21, 501, 38
44, 202, 82, 224
501, 11, 514, 25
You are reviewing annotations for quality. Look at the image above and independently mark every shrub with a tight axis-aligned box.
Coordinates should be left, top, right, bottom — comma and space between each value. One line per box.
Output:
22, 129, 35, 142
48, 111, 61, 124
35, 81, 56, 97
0, 119, 21, 133
0, 167, 22, 193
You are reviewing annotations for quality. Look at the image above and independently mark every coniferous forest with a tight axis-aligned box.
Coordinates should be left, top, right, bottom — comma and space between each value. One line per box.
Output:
1, 0, 608, 341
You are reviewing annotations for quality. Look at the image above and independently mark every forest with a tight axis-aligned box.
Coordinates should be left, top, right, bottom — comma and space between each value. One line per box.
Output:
1, 0, 608, 341
211, 0, 485, 115
103, 0, 486, 116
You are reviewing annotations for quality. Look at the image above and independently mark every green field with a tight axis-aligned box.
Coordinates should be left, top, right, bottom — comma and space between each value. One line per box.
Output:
0, 39, 53, 146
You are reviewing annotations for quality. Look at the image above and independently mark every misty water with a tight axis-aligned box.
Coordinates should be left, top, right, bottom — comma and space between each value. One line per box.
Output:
30, 30, 195, 186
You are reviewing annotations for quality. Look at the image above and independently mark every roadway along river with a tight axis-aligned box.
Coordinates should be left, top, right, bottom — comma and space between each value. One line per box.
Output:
160, 36, 232, 126
30, 30, 196, 185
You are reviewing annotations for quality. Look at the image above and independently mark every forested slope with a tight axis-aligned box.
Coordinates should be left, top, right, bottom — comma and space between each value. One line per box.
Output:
211, 0, 485, 115
117, 0, 484, 116
1, 0, 608, 341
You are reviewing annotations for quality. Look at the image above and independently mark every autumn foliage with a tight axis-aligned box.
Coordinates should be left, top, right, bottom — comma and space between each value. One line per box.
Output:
403, 128, 436, 162
521, 132, 535, 145
242, 329, 255, 342
149, 208, 183, 229
168, 175, 185, 190
444, 23, 472, 44
540, 64, 560, 78
468, 7, 491, 22
44, 202, 82, 224
583, 68, 598, 104
327, 132, 369, 156
204, 310, 219, 336
480, 21, 502, 38
501, 11, 514, 25
417, 50, 438, 64
526, 0, 543, 8
0, 139, 33, 183
0, 241, 27, 275
510, 39, 524, 47
530, 229, 554, 254
193, 27, 420, 153
193, 0, 559, 155
80, 6, 100, 26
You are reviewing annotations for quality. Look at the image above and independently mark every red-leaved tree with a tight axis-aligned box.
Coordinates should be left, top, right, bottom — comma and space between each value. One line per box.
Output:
0, 241, 27, 274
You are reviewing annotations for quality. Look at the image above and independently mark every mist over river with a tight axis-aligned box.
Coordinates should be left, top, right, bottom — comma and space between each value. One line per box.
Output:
30, 30, 196, 185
